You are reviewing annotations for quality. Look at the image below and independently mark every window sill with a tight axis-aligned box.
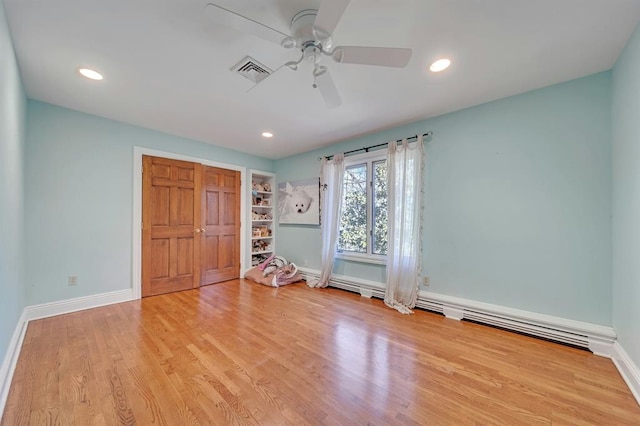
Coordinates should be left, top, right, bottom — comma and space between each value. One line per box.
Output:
335, 252, 387, 266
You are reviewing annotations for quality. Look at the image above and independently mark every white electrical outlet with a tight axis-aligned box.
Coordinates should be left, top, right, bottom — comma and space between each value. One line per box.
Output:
423, 276, 430, 286
68, 275, 78, 286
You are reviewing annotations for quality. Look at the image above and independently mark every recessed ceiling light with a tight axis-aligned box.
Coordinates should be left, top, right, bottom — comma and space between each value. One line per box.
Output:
429, 58, 451, 73
78, 68, 103, 80
261, 132, 274, 138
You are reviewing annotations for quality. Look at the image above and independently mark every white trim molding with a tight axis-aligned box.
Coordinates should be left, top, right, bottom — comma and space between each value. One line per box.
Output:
297, 267, 617, 357
442, 306, 464, 321
417, 291, 617, 357
612, 342, 640, 405
132, 146, 248, 300
318, 266, 632, 402
0, 289, 135, 418
0, 309, 28, 417
298, 267, 386, 298
246, 169, 275, 276
1, 273, 637, 417
26, 289, 134, 321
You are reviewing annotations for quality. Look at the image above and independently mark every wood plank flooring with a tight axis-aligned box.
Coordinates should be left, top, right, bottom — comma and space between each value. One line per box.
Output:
2, 279, 639, 425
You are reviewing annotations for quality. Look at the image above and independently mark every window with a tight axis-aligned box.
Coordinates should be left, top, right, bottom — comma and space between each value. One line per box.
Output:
337, 151, 387, 263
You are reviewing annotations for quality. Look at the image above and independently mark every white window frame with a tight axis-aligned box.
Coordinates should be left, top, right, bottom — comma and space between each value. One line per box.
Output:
336, 149, 387, 266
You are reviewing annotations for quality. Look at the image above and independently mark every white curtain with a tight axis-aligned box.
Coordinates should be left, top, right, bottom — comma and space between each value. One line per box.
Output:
385, 137, 425, 314
308, 154, 345, 288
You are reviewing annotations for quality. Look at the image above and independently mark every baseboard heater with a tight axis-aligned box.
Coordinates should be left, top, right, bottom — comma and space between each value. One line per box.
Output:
297, 267, 616, 357
414, 299, 590, 348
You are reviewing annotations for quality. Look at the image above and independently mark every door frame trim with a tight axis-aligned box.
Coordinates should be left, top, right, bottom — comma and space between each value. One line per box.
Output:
132, 147, 247, 300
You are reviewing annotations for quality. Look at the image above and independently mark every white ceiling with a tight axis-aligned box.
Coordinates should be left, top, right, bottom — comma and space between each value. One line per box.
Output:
4, 0, 640, 159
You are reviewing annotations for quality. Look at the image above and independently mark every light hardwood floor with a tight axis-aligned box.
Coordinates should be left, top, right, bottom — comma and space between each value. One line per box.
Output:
2, 280, 639, 425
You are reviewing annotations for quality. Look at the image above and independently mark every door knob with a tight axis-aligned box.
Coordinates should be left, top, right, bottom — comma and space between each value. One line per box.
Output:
201, 228, 206, 234
194, 228, 201, 234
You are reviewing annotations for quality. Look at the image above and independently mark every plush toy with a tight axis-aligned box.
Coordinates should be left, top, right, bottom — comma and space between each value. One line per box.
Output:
244, 255, 302, 288
263, 183, 271, 192
262, 255, 288, 276
274, 263, 300, 286
252, 239, 271, 253
258, 253, 276, 270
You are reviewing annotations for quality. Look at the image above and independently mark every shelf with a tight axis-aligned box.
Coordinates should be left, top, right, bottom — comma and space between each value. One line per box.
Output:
249, 170, 276, 270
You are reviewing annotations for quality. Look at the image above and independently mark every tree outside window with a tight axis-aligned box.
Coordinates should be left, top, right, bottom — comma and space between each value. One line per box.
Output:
337, 153, 387, 259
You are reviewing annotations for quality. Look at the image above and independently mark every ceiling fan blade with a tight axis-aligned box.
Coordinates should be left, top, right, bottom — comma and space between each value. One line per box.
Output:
314, 0, 351, 35
205, 3, 289, 45
333, 46, 412, 68
316, 70, 342, 108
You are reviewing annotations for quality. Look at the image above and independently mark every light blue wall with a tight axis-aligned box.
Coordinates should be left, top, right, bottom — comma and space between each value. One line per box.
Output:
275, 72, 612, 325
0, 0, 27, 365
612, 24, 640, 368
25, 101, 273, 305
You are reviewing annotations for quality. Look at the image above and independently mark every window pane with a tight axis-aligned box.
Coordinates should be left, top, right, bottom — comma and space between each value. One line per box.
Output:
338, 163, 367, 253
373, 160, 388, 255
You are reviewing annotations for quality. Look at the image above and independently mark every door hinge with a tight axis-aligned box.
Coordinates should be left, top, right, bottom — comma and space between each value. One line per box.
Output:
141, 222, 143, 230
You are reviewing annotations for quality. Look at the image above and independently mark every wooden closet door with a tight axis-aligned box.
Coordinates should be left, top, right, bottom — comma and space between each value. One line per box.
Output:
142, 155, 202, 297
200, 166, 240, 285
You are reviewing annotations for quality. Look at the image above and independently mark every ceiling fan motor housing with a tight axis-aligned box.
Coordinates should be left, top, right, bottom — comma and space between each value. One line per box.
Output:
290, 10, 318, 44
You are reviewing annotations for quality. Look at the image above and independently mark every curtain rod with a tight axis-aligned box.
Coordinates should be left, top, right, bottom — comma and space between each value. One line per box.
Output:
320, 131, 433, 161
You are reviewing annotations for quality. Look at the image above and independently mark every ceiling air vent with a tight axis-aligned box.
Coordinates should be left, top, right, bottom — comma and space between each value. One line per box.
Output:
231, 56, 272, 84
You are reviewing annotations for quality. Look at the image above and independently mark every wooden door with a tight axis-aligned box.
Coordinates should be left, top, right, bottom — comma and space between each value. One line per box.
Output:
142, 155, 202, 297
200, 166, 241, 285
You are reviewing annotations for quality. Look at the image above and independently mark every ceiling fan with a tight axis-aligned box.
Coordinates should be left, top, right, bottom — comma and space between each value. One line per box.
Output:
205, 0, 413, 108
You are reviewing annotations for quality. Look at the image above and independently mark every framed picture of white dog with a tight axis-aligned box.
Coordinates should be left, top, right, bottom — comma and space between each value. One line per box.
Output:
278, 178, 320, 225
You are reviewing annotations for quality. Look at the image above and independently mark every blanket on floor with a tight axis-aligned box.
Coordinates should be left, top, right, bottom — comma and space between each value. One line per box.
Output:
244, 255, 303, 287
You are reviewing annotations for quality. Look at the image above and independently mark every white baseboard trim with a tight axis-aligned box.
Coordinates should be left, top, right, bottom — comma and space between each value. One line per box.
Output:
299, 267, 386, 298
417, 290, 617, 357
298, 267, 617, 356
442, 306, 464, 320
0, 288, 135, 419
0, 309, 28, 418
612, 342, 640, 406
26, 289, 135, 321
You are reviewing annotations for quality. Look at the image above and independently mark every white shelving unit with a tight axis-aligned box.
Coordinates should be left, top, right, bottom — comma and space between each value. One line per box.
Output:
249, 170, 276, 267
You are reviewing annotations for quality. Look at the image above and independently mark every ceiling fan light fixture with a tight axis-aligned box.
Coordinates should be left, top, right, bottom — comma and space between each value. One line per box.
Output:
303, 44, 322, 63
261, 131, 274, 138
429, 58, 451, 72
78, 67, 103, 80
208, 0, 411, 108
